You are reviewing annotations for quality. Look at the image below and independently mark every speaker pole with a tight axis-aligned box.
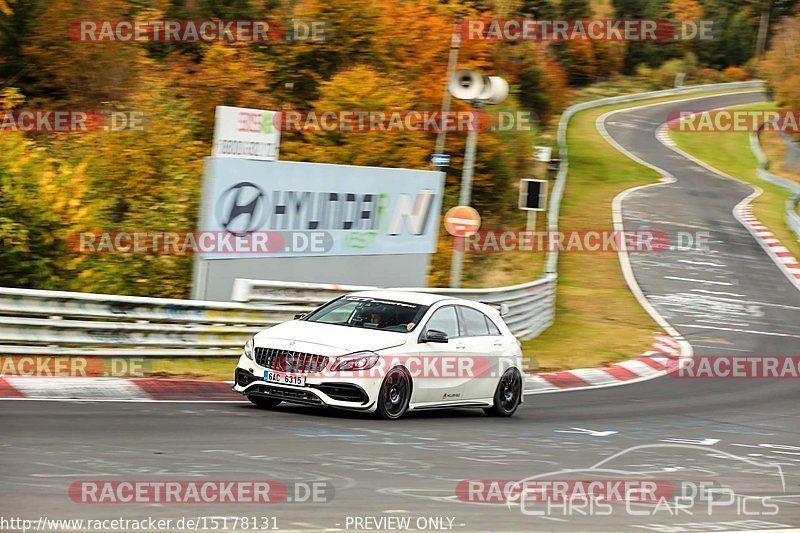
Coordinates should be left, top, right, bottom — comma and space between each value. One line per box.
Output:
434, 19, 461, 159
526, 210, 537, 233
449, 110, 478, 288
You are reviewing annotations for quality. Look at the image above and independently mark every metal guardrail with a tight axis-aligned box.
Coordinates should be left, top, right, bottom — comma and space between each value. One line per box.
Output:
0, 276, 555, 356
231, 275, 557, 340
0, 287, 302, 357
749, 131, 800, 242
0, 82, 764, 357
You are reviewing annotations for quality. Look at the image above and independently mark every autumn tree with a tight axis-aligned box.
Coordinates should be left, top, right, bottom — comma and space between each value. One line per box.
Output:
24, 0, 152, 106
761, 13, 800, 109
0, 0, 39, 88
279, 65, 430, 169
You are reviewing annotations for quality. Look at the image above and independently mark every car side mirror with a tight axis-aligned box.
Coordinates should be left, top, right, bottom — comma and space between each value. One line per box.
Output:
423, 329, 449, 343
294, 313, 307, 320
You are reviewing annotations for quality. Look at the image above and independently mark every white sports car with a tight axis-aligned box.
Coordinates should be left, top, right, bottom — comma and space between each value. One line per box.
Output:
233, 290, 524, 419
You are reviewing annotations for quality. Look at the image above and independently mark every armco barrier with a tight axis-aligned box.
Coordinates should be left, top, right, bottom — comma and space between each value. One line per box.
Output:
0, 81, 763, 357
0, 277, 555, 356
749, 131, 800, 242
0, 287, 299, 357
231, 275, 556, 340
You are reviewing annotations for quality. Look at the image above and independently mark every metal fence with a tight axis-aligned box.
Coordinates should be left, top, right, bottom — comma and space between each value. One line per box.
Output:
0, 81, 763, 357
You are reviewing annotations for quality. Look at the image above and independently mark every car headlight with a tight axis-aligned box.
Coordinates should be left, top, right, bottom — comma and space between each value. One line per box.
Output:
243, 336, 254, 360
331, 351, 379, 371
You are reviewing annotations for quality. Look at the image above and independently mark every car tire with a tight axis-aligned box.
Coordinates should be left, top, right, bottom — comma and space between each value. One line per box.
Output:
484, 368, 522, 417
376, 366, 412, 420
247, 395, 282, 409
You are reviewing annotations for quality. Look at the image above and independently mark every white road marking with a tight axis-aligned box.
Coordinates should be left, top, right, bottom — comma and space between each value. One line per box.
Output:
555, 427, 618, 437
691, 289, 746, 297
675, 324, 800, 338
689, 294, 800, 312
696, 320, 752, 328
678, 259, 727, 267
692, 344, 751, 352
660, 437, 720, 446
664, 276, 733, 286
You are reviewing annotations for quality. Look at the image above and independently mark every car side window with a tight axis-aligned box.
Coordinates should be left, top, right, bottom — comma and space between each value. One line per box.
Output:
485, 315, 502, 336
459, 306, 490, 337
425, 306, 460, 338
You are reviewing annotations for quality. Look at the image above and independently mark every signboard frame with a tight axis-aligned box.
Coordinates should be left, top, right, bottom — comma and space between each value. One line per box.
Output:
518, 178, 548, 212
211, 106, 281, 161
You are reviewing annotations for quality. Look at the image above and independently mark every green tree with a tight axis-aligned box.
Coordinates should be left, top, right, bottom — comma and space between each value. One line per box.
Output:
560, 0, 591, 18
521, 0, 557, 17
0, 0, 39, 88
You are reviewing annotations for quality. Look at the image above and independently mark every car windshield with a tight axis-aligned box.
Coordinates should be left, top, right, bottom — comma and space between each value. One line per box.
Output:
304, 296, 429, 332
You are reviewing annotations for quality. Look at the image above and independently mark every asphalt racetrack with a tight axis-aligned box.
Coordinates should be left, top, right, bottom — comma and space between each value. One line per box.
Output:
2, 91, 799, 533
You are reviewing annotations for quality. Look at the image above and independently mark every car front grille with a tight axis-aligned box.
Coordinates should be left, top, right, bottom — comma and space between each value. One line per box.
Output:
247, 385, 323, 405
254, 347, 329, 373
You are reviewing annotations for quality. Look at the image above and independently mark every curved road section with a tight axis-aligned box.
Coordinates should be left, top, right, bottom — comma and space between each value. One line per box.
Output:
1, 91, 799, 532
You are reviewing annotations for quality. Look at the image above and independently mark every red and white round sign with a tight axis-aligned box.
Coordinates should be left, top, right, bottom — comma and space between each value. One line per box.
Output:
444, 205, 481, 238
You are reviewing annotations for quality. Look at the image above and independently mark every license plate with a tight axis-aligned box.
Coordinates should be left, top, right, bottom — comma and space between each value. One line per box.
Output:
264, 370, 306, 387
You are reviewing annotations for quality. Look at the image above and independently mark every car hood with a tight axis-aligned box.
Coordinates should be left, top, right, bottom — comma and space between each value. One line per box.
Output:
254, 320, 408, 355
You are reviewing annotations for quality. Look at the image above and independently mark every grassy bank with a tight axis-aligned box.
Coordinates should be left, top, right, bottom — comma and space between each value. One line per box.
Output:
668, 101, 800, 262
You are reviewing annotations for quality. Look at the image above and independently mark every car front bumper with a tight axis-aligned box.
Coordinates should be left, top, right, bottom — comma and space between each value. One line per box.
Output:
233, 355, 382, 412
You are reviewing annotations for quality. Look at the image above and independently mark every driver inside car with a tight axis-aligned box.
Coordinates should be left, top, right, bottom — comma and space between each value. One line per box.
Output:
367, 310, 383, 327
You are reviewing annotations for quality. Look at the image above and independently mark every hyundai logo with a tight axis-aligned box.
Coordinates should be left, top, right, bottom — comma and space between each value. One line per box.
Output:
216, 182, 268, 236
